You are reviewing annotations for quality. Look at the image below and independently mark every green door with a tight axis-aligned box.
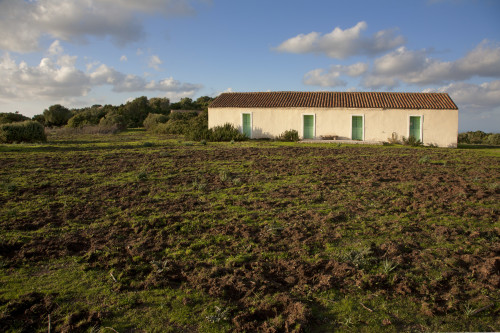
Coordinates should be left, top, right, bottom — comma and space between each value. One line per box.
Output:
352, 116, 363, 140
303, 115, 314, 139
242, 113, 251, 138
409, 116, 421, 141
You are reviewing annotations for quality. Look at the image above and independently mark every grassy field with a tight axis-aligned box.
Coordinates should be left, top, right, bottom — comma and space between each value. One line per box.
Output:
0, 129, 499, 332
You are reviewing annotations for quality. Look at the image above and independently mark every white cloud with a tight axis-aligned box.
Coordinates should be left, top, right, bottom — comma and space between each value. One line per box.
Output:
120, 55, 128, 62
303, 63, 368, 87
0, 0, 202, 53
275, 21, 405, 59
148, 55, 163, 71
425, 81, 500, 132
427, 80, 500, 111
362, 40, 500, 88
0, 43, 202, 102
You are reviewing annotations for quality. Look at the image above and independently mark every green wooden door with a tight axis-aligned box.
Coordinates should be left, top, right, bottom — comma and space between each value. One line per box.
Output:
303, 115, 314, 139
242, 113, 251, 138
409, 116, 421, 141
352, 116, 363, 140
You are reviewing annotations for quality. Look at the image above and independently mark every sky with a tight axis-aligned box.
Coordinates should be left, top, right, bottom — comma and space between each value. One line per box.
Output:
0, 0, 499, 132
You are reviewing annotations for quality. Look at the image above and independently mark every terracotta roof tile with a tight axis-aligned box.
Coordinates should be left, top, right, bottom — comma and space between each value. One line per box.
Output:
210, 91, 458, 110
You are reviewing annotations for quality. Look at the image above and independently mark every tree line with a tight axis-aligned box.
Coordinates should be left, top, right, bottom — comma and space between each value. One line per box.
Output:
0, 95, 247, 143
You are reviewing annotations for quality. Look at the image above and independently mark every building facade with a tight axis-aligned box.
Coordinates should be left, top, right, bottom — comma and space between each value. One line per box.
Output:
208, 91, 459, 147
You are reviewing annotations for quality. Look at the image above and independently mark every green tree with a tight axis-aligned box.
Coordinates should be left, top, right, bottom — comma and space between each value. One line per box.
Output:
32, 114, 45, 125
143, 113, 168, 130
195, 96, 214, 111
43, 104, 72, 127
99, 109, 127, 130
0, 112, 30, 125
149, 97, 170, 115
67, 106, 107, 128
171, 97, 195, 110
121, 96, 152, 127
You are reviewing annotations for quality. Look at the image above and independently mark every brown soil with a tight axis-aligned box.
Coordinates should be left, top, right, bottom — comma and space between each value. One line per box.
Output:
1, 145, 499, 331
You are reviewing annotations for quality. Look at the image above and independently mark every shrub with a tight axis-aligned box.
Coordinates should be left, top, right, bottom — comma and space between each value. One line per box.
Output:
43, 104, 73, 127
185, 111, 211, 141
99, 112, 127, 130
0, 120, 47, 143
67, 107, 106, 128
0, 112, 30, 125
48, 125, 121, 136
486, 133, 500, 145
169, 111, 199, 121
154, 119, 189, 135
387, 132, 401, 144
209, 123, 247, 142
32, 114, 46, 125
120, 96, 152, 128
402, 136, 423, 147
458, 131, 499, 145
277, 129, 299, 142
143, 113, 168, 130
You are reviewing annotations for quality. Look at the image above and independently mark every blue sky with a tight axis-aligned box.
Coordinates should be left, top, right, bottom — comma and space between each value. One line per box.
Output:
0, 0, 499, 132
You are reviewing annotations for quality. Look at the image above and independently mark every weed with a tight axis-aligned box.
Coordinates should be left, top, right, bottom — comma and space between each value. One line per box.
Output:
277, 129, 299, 142
143, 142, 154, 147
137, 171, 148, 181
341, 246, 373, 269
2, 182, 17, 193
464, 303, 475, 317
219, 170, 229, 182
387, 132, 401, 144
150, 259, 169, 273
192, 178, 207, 191
382, 258, 398, 274
402, 136, 423, 147
206, 306, 230, 323
418, 155, 430, 164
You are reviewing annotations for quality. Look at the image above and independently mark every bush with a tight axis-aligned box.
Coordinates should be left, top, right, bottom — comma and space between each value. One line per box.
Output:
67, 107, 106, 128
143, 113, 168, 130
32, 114, 46, 125
154, 119, 189, 135
185, 111, 211, 141
99, 111, 127, 130
43, 104, 73, 127
0, 121, 46, 143
209, 123, 247, 142
49, 125, 121, 136
486, 133, 500, 145
458, 131, 499, 145
169, 111, 199, 121
277, 129, 299, 142
402, 136, 423, 147
0, 112, 30, 125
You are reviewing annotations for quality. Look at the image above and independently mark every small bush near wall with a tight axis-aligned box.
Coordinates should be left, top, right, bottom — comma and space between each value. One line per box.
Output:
402, 136, 423, 147
277, 129, 299, 142
0, 120, 47, 143
210, 123, 247, 142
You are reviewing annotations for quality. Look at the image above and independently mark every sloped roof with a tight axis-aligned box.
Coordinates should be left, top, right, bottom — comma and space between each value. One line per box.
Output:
209, 91, 458, 110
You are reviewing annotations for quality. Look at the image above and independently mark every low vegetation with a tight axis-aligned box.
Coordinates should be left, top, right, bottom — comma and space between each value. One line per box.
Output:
458, 130, 500, 145
278, 129, 300, 142
0, 120, 46, 143
0, 130, 498, 332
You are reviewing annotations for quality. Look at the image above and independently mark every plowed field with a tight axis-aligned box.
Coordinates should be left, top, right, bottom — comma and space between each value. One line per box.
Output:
1, 131, 499, 332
